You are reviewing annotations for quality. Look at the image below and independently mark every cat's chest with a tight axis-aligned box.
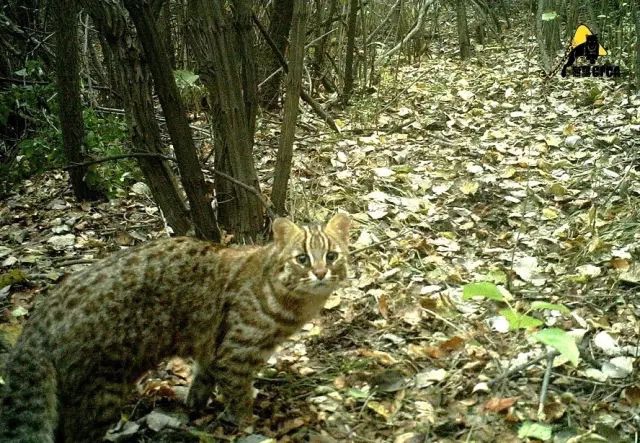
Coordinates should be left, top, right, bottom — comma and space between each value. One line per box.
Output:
224, 305, 299, 351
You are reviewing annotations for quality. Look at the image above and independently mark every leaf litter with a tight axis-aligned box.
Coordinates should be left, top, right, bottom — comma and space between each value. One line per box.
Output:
2, 27, 640, 443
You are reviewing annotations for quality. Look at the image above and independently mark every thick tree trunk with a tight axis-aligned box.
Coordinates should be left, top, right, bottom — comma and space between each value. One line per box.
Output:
259, 0, 294, 109
53, 0, 103, 201
455, 0, 471, 59
186, 0, 263, 241
123, 0, 220, 241
158, 2, 176, 69
536, 0, 561, 72
341, 0, 359, 105
81, 0, 191, 236
271, 0, 308, 215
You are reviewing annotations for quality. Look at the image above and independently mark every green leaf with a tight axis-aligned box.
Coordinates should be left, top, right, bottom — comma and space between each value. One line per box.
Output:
518, 421, 552, 440
499, 309, 543, 330
531, 301, 570, 314
532, 328, 580, 366
11, 306, 28, 317
485, 268, 507, 285
462, 282, 504, 301
346, 388, 369, 399
174, 69, 200, 87
541, 11, 557, 21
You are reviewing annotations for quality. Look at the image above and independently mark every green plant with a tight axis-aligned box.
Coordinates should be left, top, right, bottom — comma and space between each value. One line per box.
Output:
463, 281, 579, 441
462, 282, 578, 364
82, 109, 140, 197
0, 74, 139, 197
174, 69, 207, 113
0, 62, 61, 195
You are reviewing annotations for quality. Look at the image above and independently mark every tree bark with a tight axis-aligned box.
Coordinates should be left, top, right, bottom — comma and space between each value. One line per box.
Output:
633, 1, 640, 90
259, 0, 294, 109
82, 0, 191, 236
234, 0, 258, 147
455, 0, 471, 59
311, 0, 338, 93
186, 0, 263, 240
271, 0, 307, 215
123, 0, 220, 241
341, 0, 359, 105
536, 0, 561, 72
158, 1, 176, 69
53, 0, 103, 201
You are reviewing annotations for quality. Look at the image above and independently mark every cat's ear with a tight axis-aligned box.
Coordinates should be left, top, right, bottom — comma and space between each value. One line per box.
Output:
272, 218, 303, 247
325, 213, 350, 244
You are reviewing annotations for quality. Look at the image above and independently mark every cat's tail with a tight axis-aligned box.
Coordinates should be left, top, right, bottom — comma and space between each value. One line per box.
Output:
0, 339, 58, 443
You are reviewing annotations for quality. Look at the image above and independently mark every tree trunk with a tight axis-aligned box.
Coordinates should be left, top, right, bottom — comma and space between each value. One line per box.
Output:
158, 2, 176, 69
123, 0, 220, 241
53, 0, 103, 201
259, 0, 294, 109
82, 0, 191, 236
234, 0, 258, 148
455, 0, 471, 59
271, 0, 308, 215
536, 0, 561, 72
186, 0, 263, 241
341, 0, 358, 105
312, 0, 338, 93
633, 2, 640, 90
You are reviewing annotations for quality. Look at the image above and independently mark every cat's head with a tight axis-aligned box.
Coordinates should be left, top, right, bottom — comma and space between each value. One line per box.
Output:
271, 214, 350, 297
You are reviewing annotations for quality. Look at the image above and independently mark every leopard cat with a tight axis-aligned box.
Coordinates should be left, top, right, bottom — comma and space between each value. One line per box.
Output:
0, 214, 350, 442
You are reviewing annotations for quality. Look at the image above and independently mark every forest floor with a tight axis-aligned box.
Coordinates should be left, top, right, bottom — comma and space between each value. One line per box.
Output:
2, 24, 640, 443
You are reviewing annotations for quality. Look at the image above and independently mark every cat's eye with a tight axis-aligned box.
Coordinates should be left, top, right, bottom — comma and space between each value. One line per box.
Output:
296, 254, 309, 265
326, 251, 339, 262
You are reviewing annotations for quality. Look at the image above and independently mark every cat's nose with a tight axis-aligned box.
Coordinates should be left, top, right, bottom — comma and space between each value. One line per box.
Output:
313, 268, 327, 280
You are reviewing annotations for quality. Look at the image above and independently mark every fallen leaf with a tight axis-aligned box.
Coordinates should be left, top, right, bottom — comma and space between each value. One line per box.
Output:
623, 386, 640, 406
484, 397, 518, 413
602, 357, 634, 378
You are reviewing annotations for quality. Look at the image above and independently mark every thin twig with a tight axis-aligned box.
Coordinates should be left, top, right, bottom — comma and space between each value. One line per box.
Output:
54, 258, 97, 267
351, 229, 410, 255
305, 28, 337, 50
422, 308, 466, 334
204, 167, 278, 220
62, 153, 277, 218
62, 153, 175, 169
251, 12, 340, 133
537, 350, 557, 416
93, 106, 212, 137
488, 351, 552, 387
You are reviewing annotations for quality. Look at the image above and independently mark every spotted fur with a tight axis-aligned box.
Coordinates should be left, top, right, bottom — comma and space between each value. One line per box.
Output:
0, 214, 350, 442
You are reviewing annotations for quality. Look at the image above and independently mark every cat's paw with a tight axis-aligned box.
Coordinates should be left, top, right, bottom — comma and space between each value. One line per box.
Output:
185, 383, 212, 410
221, 408, 255, 430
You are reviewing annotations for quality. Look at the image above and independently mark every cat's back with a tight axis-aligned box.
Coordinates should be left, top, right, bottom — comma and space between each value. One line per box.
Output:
49, 236, 222, 305
22, 237, 227, 362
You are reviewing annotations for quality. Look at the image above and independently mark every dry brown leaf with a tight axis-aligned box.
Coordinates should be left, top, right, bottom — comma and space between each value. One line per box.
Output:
141, 380, 175, 399
623, 386, 640, 406
378, 293, 390, 319
333, 375, 347, 390
439, 336, 464, 352
611, 258, 630, 271
542, 399, 566, 422
356, 348, 398, 365
484, 397, 518, 413
406, 343, 444, 359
